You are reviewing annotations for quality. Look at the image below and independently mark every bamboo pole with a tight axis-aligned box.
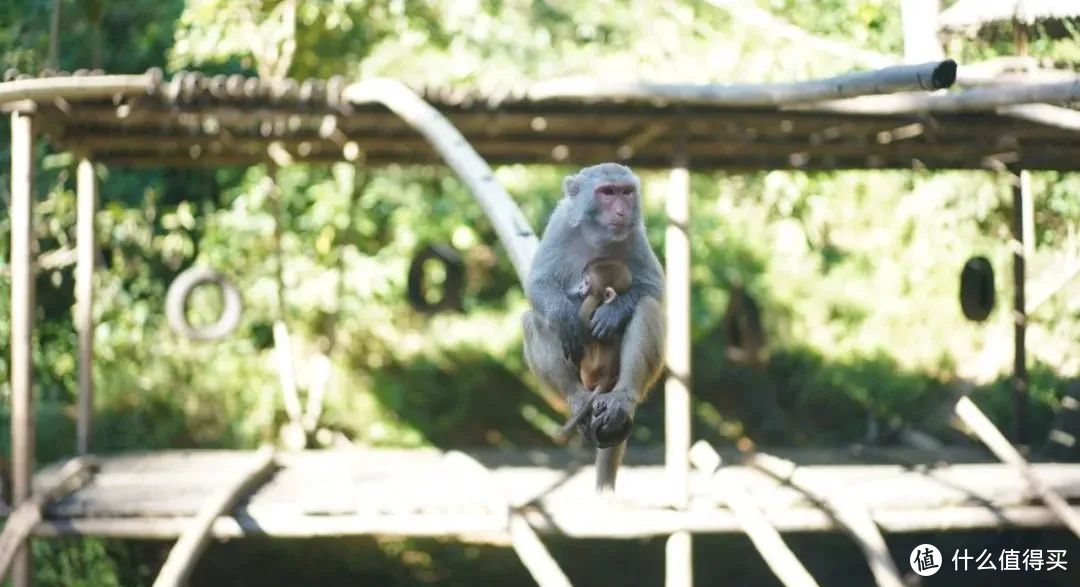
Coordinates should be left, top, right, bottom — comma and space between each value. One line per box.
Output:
900, 0, 944, 63
152, 446, 276, 587
527, 60, 956, 106
9, 111, 35, 587
444, 451, 571, 587
690, 442, 819, 587
1011, 171, 1031, 444
953, 396, 1080, 538
797, 79, 1080, 114
76, 156, 97, 455
0, 457, 96, 583
665, 133, 692, 509
998, 104, 1080, 133
665, 132, 693, 587
747, 453, 905, 587
0, 75, 151, 105
343, 79, 540, 283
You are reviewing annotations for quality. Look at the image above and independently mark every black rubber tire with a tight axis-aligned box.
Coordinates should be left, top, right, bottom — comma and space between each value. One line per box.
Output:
407, 243, 465, 314
959, 256, 995, 323
165, 266, 243, 341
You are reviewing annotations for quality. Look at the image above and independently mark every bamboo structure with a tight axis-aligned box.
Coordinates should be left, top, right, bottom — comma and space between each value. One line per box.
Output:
2, 61, 1079, 586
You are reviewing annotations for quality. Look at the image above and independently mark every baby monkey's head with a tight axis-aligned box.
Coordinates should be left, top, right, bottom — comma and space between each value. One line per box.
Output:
577, 258, 633, 322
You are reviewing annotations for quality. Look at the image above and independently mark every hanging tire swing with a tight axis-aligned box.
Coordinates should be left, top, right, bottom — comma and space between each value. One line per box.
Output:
407, 243, 466, 314
166, 266, 244, 341
959, 256, 995, 323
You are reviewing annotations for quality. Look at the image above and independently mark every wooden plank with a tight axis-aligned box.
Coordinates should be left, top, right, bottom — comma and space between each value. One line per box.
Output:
8, 110, 35, 587
39, 452, 1080, 519
0, 457, 96, 584
748, 453, 905, 587
954, 396, 1080, 538
76, 156, 97, 455
32, 503, 1080, 540
151, 446, 276, 587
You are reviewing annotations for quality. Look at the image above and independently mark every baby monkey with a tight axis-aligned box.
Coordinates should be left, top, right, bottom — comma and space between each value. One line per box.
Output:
557, 258, 633, 439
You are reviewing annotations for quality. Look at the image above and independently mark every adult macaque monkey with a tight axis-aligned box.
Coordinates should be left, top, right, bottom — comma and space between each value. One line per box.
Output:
522, 163, 666, 492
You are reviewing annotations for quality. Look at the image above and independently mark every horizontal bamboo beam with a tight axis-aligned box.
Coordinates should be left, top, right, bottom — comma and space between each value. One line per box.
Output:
29, 503, 1080, 540
998, 104, 1080, 133
0, 75, 152, 105
527, 60, 956, 106
86, 150, 1080, 173
68, 132, 1022, 160
800, 79, 1080, 114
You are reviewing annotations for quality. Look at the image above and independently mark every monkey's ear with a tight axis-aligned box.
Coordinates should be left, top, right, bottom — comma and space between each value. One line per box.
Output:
563, 174, 581, 198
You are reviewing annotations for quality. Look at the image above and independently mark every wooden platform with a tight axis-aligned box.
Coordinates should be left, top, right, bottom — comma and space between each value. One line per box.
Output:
30, 448, 1080, 542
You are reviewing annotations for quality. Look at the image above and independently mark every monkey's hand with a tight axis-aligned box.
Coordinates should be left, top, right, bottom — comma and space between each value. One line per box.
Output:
589, 292, 636, 340
589, 389, 636, 448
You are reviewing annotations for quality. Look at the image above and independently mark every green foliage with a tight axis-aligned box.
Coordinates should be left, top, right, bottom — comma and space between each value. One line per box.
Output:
33, 539, 125, 587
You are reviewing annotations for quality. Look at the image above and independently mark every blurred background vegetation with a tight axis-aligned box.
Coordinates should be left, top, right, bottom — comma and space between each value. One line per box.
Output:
0, 0, 1078, 585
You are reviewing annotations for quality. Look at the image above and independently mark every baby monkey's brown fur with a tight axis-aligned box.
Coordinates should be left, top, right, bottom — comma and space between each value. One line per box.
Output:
557, 258, 633, 438
578, 258, 633, 393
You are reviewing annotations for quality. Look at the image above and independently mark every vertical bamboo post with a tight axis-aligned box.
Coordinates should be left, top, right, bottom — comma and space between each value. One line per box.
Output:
900, 0, 944, 63
1011, 170, 1031, 444
9, 111, 35, 587
665, 130, 693, 587
76, 156, 97, 455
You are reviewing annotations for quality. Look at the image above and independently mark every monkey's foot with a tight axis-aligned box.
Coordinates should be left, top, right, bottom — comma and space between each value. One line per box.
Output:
589, 390, 635, 448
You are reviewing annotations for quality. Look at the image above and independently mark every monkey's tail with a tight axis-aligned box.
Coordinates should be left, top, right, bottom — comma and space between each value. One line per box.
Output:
595, 441, 627, 493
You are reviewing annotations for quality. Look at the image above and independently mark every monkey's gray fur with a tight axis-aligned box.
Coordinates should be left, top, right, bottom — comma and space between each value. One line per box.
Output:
522, 162, 666, 492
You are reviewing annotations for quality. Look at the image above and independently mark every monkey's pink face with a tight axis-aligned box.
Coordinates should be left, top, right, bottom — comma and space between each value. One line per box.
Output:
594, 182, 637, 239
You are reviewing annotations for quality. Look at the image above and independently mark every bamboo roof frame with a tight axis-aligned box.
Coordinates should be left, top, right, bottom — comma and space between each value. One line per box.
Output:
1, 59, 1078, 172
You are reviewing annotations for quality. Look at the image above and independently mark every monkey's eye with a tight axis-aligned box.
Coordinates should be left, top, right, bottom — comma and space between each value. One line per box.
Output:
622, 187, 635, 196
598, 186, 615, 197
